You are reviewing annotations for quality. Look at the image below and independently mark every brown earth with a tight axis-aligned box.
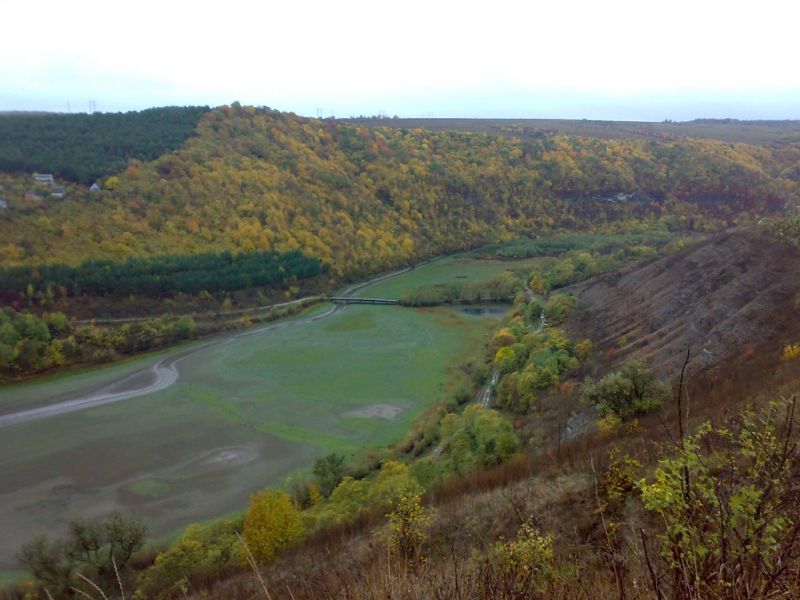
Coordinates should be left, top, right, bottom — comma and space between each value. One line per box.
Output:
567, 229, 800, 380
525, 229, 800, 442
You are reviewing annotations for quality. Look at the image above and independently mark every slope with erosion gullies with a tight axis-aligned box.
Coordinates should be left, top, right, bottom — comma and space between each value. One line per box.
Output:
0, 105, 797, 278
567, 229, 800, 379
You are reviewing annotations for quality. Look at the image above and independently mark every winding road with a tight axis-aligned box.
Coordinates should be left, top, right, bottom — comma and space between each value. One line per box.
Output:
0, 263, 422, 428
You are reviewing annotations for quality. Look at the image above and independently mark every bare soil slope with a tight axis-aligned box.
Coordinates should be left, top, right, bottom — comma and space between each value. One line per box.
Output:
568, 230, 800, 378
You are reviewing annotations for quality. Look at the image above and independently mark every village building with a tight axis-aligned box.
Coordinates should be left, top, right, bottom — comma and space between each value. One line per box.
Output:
33, 173, 54, 186
50, 186, 66, 199
0, 198, 7, 209
90, 182, 102, 192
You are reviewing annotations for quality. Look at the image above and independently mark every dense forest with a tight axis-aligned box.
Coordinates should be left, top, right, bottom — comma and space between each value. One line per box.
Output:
0, 106, 209, 183
0, 249, 326, 301
1, 105, 799, 282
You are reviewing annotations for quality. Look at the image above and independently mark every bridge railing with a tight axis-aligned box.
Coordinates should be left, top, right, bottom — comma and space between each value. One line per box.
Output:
328, 297, 399, 305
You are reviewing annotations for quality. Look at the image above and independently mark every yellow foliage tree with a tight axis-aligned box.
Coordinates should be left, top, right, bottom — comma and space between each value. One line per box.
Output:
491, 327, 517, 352
367, 460, 416, 508
243, 490, 303, 564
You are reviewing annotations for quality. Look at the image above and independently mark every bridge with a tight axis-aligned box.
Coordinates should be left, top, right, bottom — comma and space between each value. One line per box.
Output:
328, 297, 399, 305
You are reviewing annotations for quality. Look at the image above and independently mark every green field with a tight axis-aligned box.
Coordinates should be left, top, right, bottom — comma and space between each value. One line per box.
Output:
353, 256, 542, 299
0, 258, 518, 571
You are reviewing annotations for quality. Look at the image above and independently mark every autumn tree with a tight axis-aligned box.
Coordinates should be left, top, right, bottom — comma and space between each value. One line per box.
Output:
243, 490, 303, 564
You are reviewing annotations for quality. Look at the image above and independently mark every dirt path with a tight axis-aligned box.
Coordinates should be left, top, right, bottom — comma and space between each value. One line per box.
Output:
0, 263, 424, 428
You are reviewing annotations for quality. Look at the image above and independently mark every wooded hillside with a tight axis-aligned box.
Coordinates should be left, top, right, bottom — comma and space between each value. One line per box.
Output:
1, 105, 798, 280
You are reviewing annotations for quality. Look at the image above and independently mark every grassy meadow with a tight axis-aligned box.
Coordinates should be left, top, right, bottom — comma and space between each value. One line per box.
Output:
0, 257, 531, 571
352, 255, 542, 299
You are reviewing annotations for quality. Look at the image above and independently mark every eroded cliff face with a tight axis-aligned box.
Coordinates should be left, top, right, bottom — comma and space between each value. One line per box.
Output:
567, 229, 800, 377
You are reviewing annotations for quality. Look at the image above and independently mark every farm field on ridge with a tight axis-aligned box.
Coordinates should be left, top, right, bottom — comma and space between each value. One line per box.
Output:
0, 256, 527, 572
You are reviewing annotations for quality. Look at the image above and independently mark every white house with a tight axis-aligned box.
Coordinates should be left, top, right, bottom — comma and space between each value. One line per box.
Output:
90, 182, 101, 192
34, 173, 54, 185
0, 198, 7, 209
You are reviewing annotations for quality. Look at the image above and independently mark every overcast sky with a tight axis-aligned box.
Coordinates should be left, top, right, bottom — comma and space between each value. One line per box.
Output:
3, 0, 799, 120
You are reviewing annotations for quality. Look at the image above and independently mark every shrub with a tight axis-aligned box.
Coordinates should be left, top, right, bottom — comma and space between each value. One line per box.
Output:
491, 327, 517, 352
596, 413, 623, 436
17, 512, 146, 598
440, 405, 519, 472
243, 491, 303, 564
310, 476, 369, 527
574, 338, 593, 361
582, 360, 668, 418
525, 299, 544, 324
138, 517, 243, 597
599, 448, 641, 503
544, 293, 575, 324
496, 371, 538, 414
385, 484, 431, 564
312, 453, 346, 497
367, 460, 418, 508
480, 523, 554, 598
782, 342, 800, 361
637, 401, 800, 598
495, 346, 518, 373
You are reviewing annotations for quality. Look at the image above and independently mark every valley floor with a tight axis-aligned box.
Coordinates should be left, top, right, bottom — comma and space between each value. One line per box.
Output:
0, 256, 529, 573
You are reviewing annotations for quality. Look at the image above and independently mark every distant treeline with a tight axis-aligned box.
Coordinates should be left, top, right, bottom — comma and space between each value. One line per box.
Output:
0, 106, 209, 183
0, 250, 328, 299
399, 272, 524, 306
475, 229, 683, 259
689, 118, 800, 126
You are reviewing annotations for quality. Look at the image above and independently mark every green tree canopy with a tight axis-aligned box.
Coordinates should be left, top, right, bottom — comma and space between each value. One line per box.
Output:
582, 360, 668, 418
